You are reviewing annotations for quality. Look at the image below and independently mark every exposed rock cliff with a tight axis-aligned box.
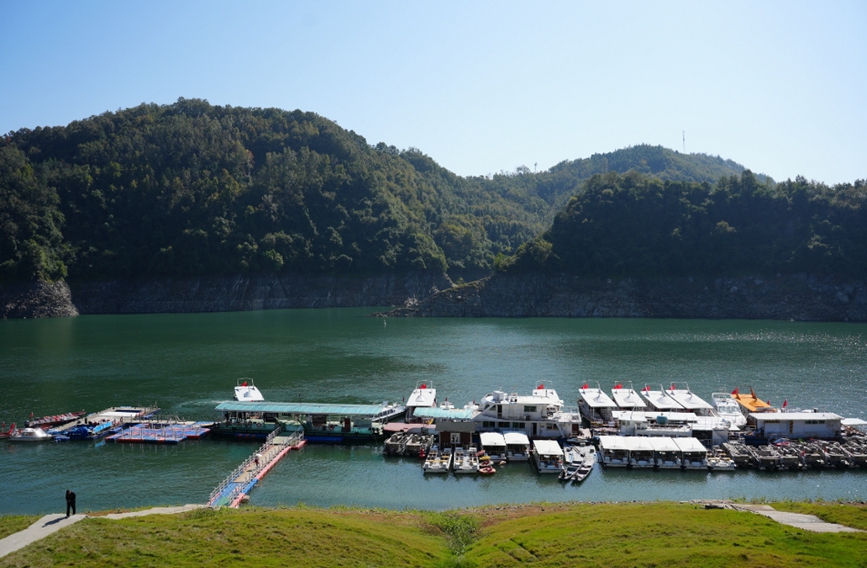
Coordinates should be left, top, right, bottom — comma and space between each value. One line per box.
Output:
0, 280, 79, 318
379, 274, 867, 322
1, 271, 452, 318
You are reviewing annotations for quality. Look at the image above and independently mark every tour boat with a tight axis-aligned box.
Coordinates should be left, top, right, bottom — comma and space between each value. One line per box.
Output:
611, 382, 648, 411
504, 431, 531, 461
665, 383, 714, 415
531, 440, 564, 474
422, 446, 451, 474
475, 385, 582, 439
577, 382, 619, 425
405, 382, 437, 422
8, 427, 54, 442
371, 402, 407, 423
710, 392, 748, 428
24, 411, 86, 429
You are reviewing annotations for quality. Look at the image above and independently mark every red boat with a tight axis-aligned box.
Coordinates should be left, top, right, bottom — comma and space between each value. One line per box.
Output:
24, 411, 86, 429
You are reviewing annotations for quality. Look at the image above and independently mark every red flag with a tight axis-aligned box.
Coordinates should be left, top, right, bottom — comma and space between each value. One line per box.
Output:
421, 383, 426, 389
614, 383, 623, 389
670, 384, 676, 391
783, 399, 788, 408
642, 385, 650, 392
242, 381, 248, 387
30, 412, 34, 419
581, 383, 589, 390
537, 384, 544, 390
731, 387, 739, 395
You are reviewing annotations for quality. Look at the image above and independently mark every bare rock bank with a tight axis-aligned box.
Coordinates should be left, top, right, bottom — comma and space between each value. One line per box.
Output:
379, 274, 867, 322
1, 271, 452, 318
0, 280, 79, 318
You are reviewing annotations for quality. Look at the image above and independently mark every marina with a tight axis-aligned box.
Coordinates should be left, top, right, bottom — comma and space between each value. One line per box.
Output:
1, 309, 866, 514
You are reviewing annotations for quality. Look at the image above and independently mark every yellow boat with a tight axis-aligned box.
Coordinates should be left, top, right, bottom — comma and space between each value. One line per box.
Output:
730, 387, 777, 413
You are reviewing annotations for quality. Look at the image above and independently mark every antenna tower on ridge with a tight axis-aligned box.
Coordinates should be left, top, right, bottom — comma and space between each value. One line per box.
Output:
682, 131, 686, 153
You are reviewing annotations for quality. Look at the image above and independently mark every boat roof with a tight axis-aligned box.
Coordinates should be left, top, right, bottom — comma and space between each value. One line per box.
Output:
674, 437, 707, 453
731, 391, 774, 412
664, 389, 713, 410
484, 388, 563, 406
413, 407, 477, 420
612, 410, 699, 423
503, 431, 530, 445
215, 401, 387, 415
640, 389, 684, 410
406, 385, 436, 408
611, 389, 648, 409
597, 435, 630, 451
479, 432, 506, 446
649, 437, 680, 452
532, 439, 563, 456
624, 437, 654, 451
750, 412, 842, 421
843, 418, 867, 427
578, 387, 618, 408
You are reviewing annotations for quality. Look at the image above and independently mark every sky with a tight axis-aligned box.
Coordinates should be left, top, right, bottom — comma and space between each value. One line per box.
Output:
1, 1, 865, 185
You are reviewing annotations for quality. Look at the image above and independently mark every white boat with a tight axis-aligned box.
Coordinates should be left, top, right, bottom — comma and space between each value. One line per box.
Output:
577, 382, 618, 425
233, 378, 264, 402
504, 431, 531, 461
650, 437, 683, 469
665, 383, 714, 415
611, 382, 648, 411
627, 437, 655, 469
405, 382, 437, 422
572, 444, 596, 482
674, 437, 709, 470
479, 432, 508, 461
452, 446, 479, 473
710, 392, 748, 428
9, 427, 53, 442
475, 385, 581, 439
640, 385, 684, 412
372, 402, 407, 423
707, 447, 736, 471
422, 446, 451, 474
597, 435, 629, 467
532, 440, 564, 474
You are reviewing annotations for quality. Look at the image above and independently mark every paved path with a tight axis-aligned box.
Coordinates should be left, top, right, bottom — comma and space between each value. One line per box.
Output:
0, 504, 204, 559
730, 504, 864, 533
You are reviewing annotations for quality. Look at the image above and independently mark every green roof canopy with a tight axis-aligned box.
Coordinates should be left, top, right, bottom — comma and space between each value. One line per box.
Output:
413, 407, 477, 420
215, 401, 387, 416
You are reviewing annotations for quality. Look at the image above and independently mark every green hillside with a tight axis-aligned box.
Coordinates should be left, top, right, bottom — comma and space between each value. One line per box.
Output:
0, 99, 804, 285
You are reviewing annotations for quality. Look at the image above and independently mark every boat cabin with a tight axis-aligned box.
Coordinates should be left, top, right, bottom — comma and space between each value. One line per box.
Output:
479, 431, 507, 461
597, 435, 630, 467
627, 436, 655, 468
611, 383, 648, 411
532, 439, 564, 474
405, 382, 437, 422
640, 386, 684, 412
503, 431, 531, 461
577, 384, 618, 425
674, 437, 708, 469
649, 437, 681, 469
751, 412, 843, 440
476, 387, 580, 439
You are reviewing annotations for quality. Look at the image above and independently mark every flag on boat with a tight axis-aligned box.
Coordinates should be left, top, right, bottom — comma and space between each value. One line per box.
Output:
537, 384, 544, 389
670, 384, 676, 391
242, 381, 248, 387
642, 385, 650, 392
614, 383, 623, 389
731, 387, 739, 395
783, 399, 788, 408
581, 383, 588, 389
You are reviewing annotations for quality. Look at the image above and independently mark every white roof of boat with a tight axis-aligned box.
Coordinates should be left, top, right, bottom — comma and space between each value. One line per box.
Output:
750, 412, 842, 421
532, 439, 564, 456
640, 389, 684, 410
649, 437, 680, 452
406, 385, 436, 408
674, 437, 707, 453
597, 435, 630, 450
611, 389, 648, 409
843, 418, 867, 426
578, 387, 618, 408
479, 432, 506, 446
664, 389, 713, 410
503, 431, 530, 445
624, 437, 654, 451
612, 411, 699, 422
414, 407, 477, 420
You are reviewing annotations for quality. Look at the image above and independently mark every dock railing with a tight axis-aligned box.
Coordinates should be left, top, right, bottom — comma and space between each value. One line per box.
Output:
207, 426, 304, 508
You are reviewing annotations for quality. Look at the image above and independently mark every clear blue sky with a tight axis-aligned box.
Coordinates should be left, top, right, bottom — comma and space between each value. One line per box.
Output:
1, 1, 864, 184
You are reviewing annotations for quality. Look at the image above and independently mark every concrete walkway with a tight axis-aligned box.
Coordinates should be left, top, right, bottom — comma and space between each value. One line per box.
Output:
731, 504, 864, 533
0, 504, 205, 559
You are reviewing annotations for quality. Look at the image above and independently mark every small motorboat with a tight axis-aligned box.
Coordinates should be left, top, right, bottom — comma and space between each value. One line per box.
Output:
559, 463, 580, 481
24, 411, 86, 429
233, 378, 264, 402
9, 427, 54, 442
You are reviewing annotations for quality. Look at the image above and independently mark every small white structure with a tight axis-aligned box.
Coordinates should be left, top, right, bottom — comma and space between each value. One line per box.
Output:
674, 437, 708, 470
640, 385, 684, 412
479, 432, 507, 461
626, 436, 655, 468
650, 437, 682, 469
598, 435, 630, 467
234, 378, 264, 402
751, 412, 843, 439
532, 439, 564, 474
578, 383, 619, 424
503, 431, 531, 461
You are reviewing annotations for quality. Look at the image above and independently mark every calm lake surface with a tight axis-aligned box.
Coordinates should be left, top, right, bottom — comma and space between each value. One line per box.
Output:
1, 308, 866, 514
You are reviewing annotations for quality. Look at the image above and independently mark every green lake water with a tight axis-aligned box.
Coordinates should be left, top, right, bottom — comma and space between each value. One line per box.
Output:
1, 308, 866, 514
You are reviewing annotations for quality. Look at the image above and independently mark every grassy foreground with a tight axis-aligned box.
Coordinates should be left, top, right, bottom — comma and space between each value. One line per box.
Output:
1, 502, 866, 567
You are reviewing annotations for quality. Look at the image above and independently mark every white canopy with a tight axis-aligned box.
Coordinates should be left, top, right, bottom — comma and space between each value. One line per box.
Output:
597, 435, 630, 451
578, 388, 618, 408
503, 431, 530, 445
674, 437, 707, 453
625, 437, 654, 452
479, 432, 506, 447
649, 437, 680, 452
532, 439, 564, 456
842, 418, 867, 427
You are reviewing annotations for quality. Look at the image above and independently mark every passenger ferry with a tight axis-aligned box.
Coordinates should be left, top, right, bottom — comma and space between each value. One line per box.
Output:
474, 385, 582, 439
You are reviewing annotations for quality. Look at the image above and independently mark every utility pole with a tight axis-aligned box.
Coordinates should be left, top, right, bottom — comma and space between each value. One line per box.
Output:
682, 131, 686, 154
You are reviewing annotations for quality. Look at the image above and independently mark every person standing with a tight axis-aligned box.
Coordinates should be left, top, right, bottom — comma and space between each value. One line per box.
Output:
65, 489, 76, 517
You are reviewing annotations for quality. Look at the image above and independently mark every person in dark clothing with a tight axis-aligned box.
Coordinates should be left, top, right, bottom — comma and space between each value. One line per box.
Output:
65, 489, 76, 517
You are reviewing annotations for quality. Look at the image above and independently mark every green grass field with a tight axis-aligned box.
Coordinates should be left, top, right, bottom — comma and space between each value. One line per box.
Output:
1, 502, 865, 567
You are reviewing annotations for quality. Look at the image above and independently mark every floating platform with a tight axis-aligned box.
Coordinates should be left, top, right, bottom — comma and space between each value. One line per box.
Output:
107, 421, 212, 444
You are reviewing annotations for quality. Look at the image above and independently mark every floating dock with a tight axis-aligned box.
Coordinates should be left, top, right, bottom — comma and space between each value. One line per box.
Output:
107, 421, 212, 444
207, 428, 305, 508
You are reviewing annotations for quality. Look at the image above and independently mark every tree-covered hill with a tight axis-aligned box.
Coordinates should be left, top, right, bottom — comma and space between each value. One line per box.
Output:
498, 170, 867, 279
0, 99, 802, 286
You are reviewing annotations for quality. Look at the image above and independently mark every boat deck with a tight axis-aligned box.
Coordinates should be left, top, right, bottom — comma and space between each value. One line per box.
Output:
107, 422, 212, 444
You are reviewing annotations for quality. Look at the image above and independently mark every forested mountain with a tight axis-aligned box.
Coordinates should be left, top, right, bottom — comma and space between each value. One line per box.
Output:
498, 171, 867, 278
1, 99, 849, 288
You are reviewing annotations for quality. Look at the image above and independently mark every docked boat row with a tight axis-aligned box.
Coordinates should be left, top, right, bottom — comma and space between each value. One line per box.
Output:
2, 406, 162, 443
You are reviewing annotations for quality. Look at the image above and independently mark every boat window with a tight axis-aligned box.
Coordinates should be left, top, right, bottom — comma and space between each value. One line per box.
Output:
513, 422, 525, 428
523, 405, 537, 413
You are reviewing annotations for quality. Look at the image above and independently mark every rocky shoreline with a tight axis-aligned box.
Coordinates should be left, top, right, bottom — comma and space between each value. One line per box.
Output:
1, 271, 451, 318
378, 273, 867, 322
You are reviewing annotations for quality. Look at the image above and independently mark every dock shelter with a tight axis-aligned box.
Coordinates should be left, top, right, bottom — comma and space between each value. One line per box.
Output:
751, 412, 843, 439
503, 431, 531, 461
598, 435, 630, 467
479, 432, 507, 460
673, 437, 708, 469
627, 436, 655, 468
649, 437, 681, 469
